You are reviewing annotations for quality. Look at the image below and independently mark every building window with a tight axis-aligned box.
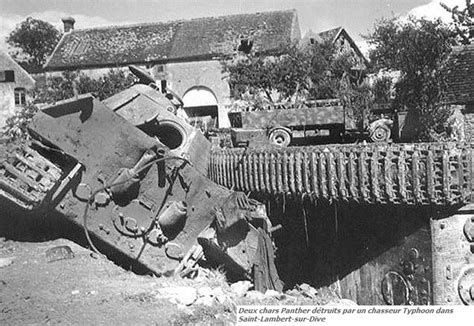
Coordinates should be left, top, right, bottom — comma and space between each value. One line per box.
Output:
0, 70, 15, 82
310, 38, 315, 45
14, 88, 26, 106
238, 39, 253, 54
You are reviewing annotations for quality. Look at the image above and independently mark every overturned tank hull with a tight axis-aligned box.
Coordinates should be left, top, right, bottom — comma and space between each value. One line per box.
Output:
1, 91, 281, 291
209, 143, 474, 305
3, 65, 473, 305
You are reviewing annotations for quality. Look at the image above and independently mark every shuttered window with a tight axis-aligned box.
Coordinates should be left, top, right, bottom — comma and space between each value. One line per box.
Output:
0, 70, 15, 82
14, 88, 26, 106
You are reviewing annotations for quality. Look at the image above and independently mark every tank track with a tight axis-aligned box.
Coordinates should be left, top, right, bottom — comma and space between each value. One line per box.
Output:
209, 142, 474, 206
0, 143, 62, 210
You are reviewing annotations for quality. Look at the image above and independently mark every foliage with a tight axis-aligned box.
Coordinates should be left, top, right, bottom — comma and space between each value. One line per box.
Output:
337, 79, 373, 130
372, 75, 393, 104
441, 0, 474, 44
6, 17, 62, 72
32, 69, 136, 104
3, 69, 136, 141
223, 42, 358, 103
223, 45, 313, 103
366, 17, 456, 141
223, 43, 371, 129
2, 104, 38, 142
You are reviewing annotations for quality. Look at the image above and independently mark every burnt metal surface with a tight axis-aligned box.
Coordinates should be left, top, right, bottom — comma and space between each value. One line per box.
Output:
104, 84, 211, 176
431, 204, 474, 305
210, 142, 473, 206
3, 83, 474, 304
24, 94, 266, 278
327, 204, 433, 305
379, 238, 432, 305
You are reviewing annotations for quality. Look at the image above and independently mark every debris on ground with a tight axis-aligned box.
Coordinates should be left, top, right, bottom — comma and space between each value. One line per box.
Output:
45, 245, 75, 262
230, 280, 253, 297
297, 283, 319, 299
0, 238, 345, 325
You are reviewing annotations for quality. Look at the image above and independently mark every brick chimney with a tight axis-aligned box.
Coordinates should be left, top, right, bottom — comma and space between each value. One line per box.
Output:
61, 17, 75, 33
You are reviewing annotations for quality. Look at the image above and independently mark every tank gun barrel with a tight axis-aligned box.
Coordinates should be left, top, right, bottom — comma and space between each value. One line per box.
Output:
129, 65, 155, 85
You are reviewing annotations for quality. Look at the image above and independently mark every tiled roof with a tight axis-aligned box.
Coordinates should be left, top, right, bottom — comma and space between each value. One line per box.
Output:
317, 27, 343, 42
0, 50, 35, 88
317, 26, 367, 66
45, 10, 299, 70
443, 44, 474, 104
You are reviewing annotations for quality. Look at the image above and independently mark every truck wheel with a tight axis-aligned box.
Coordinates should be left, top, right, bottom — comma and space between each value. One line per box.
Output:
269, 128, 291, 147
369, 118, 393, 143
370, 124, 391, 143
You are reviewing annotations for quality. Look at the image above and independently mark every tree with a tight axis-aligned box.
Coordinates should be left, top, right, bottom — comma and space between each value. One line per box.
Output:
372, 75, 393, 104
3, 69, 136, 141
222, 42, 371, 128
6, 17, 62, 72
223, 42, 365, 101
222, 45, 316, 105
366, 17, 455, 141
31, 69, 136, 104
223, 42, 363, 104
441, 0, 474, 44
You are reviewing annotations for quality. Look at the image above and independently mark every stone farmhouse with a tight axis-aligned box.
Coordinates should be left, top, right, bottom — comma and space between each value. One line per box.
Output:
0, 50, 35, 130
301, 26, 367, 70
44, 10, 366, 127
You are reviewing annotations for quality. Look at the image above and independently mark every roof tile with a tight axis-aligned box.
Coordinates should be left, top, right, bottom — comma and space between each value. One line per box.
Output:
443, 44, 474, 104
45, 10, 298, 70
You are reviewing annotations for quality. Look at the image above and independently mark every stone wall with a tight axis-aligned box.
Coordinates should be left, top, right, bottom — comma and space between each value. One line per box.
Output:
0, 83, 16, 130
162, 60, 231, 127
47, 59, 232, 127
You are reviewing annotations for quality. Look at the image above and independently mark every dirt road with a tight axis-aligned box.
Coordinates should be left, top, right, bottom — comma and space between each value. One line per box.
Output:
0, 238, 234, 325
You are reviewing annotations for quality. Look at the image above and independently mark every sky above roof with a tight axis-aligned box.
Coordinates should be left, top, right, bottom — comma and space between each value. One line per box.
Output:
0, 0, 467, 54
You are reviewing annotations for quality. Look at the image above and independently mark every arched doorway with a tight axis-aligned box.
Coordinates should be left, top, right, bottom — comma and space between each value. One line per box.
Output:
182, 86, 218, 130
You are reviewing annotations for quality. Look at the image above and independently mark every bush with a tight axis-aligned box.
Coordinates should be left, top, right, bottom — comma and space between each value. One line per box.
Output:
366, 17, 455, 141
3, 69, 136, 141
2, 104, 38, 142
32, 69, 136, 104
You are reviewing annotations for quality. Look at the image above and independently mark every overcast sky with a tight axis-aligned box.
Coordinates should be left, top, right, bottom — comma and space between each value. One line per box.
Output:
0, 0, 467, 53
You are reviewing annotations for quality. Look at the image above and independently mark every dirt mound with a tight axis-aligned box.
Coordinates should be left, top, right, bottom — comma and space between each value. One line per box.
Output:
0, 238, 343, 325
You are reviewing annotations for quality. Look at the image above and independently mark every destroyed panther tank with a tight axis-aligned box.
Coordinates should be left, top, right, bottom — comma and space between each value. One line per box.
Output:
2, 66, 473, 305
0, 66, 282, 292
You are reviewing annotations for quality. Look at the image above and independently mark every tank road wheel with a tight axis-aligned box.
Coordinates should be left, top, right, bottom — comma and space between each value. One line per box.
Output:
269, 128, 291, 147
369, 119, 393, 143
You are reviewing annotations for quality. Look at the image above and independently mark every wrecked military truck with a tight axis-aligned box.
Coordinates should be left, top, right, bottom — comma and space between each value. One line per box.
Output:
227, 99, 394, 148
0, 66, 282, 292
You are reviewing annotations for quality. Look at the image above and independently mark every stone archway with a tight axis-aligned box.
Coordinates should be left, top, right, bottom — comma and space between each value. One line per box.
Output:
182, 86, 219, 130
